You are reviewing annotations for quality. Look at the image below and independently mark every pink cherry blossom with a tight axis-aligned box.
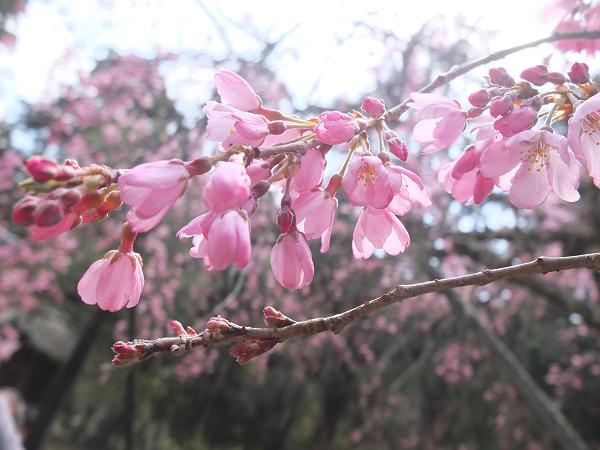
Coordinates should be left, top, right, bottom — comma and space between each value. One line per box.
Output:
291, 148, 325, 194
119, 160, 189, 232
361, 96, 386, 116
493, 106, 537, 137
214, 70, 261, 112
342, 155, 396, 209
438, 144, 496, 205
77, 250, 144, 312
314, 111, 358, 145
203, 102, 270, 148
352, 207, 410, 259
270, 231, 314, 289
409, 92, 467, 152
568, 93, 600, 188
386, 165, 432, 214
480, 129, 580, 208
203, 161, 251, 213
292, 189, 337, 252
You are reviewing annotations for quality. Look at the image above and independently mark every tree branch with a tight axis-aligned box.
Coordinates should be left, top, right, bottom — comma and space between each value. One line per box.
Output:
384, 30, 600, 121
120, 253, 600, 363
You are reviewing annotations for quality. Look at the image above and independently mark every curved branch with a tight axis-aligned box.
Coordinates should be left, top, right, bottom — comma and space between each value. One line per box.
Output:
385, 30, 600, 120
121, 253, 600, 363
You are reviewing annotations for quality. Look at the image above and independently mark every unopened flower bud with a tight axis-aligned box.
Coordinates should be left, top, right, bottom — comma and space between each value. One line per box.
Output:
515, 81, 538, 99
277, 207, 295, 233
568, 62, 590, 84
169, 320, 187, 336
251, 180, 271, 199
520, 65, 549, 86
111, 341, 145, 366
267, 120, 286, 135
383, 129, 408, 161
488, 67, 514, 88
12, 196, 39, 226
228, 339, 277, 365
360, 96, 386, 116
205, 315, 233, 339
24, 157, 60, 183
547, 72, 566, 85
468, 89, 491, 108
185, 157, 212, 177
75, 191, 105, 213
55, 164, 78, 181
525, 95, 544, 111
59, 188, 82, 209
263, 306, 296, 328
33, 200, 64, 227
466, 107, 485, 119
489, 96, 514, 117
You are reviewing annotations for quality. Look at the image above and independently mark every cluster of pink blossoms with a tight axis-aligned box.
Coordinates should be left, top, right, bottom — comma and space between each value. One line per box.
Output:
11, 60, 600, 314
412, 62, 599, 208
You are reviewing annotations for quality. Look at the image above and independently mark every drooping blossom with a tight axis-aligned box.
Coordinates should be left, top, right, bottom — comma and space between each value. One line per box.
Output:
214, 70, 262, 112
352, 207, 410, 259
290, 148, 325, 194
480, 129, 580, 208
438, 144, 496, 205
202, 161, 251, 213
270, 231, 314, 289
386, 165, 432, 214
568, 93, 600, 188
361, 96, 386, 116
342, 155, 397, 209
383, 129, 409, 161
119, 159, 189, 232
178, 209, 251, 270
77, 250, 144, 312
314, 111, 358, 145
203, 102, 270, 148
293, 189, 337, 253
409, 92, 467, 152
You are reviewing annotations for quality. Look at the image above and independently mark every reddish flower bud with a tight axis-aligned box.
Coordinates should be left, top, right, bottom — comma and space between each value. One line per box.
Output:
111, 341, 145, 366
12, 196, 39, 226
383, 129, 408, 161
54, 164, 78, 181
547, 72, 566, 85
488, 67, 514, 87
515, 81, 538, 100
277, 207, 295, 233
468, 89, 491, 108
205, 316, 233, 339
33, 200, 64, 227
267, 120, 286, 135
466, 107, 485, 119
525, 95, 544, 111
520, 65, 548, 86
228, 339, 277, 365
58, 188, 82, 209
360, 96, 386, 116
251, 180, 271, 199
75, 191, 105, 213
185, 157, 212, 177
169, 320, 187, 336
24, 157, 60, 183
489, 96, 514, 118
263, 306, 295, 328
568, 62, 590, 84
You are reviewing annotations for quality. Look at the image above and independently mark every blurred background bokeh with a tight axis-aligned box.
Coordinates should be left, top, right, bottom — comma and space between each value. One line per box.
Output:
2, 1, 600, 449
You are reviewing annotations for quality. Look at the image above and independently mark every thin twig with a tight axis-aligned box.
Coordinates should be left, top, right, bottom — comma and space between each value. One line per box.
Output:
125, 253, 600, 362
384, 30, 600, 121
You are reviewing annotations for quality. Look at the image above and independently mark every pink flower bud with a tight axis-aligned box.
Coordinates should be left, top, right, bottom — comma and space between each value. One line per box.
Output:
489, 96, 514, 118
547, 72, 566, 85
111, 341, 145, 366
263, 306, 295, 328
568, 62, 590, 84
525, 95, 544, 111
360, 96, 386, 116
58, 188, 82, 209
169, 320, 187, 336
515, 81, 538, 100
493, 106, 537, 137
314, 111, 358, 145
55, 164, 77, 181
383, 130, 408, 161
488, 67, 514, 87
251, 180, 271, 199
268, 120, 286, 135
205, 316, 233, 339
12, 196, 39, 226
24, 157, 60, 183
185, 157, 212, 177
228, 339, 277, 365
33, 200, 64, 227
468, 89, 491, 108
202, 161, 251, 213
520, 65, 549, 86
